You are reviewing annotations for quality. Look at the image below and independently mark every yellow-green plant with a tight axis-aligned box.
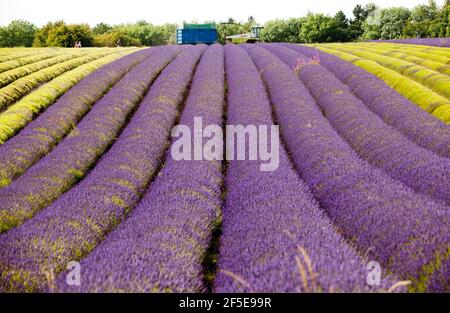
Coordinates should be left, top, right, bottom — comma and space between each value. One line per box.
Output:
0, 50, 66, 73
0, 51, 90, 87
0, 49, 136, 144
0, 49, 121, 110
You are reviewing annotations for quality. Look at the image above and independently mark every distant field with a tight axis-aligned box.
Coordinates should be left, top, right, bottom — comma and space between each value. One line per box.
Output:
0, 44, 448, 293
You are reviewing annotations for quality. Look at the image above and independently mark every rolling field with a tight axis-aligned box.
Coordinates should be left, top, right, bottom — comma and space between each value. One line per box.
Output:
0, 43, 448, 293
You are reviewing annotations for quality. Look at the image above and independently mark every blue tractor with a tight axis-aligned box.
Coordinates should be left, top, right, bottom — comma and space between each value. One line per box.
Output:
176, 23, 218, 45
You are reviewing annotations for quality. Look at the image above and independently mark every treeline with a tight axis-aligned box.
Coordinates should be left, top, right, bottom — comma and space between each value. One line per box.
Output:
0, 0, 449, 47
0, 20, 177, 47
261, 0, 450, 43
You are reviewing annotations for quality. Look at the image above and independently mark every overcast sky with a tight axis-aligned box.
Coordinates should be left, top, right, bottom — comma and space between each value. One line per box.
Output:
0, 0, 445, 26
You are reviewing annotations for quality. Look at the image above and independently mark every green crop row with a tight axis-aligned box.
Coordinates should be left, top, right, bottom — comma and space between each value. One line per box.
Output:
0, 49, 55, 63
0, 50, 68, 73
325, 44, 450, 101
0, 49, 136, 144
0, 49, 123, 110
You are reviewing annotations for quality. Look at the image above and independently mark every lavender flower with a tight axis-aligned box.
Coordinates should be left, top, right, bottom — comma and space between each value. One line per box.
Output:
244, 44, 449, 292
0, 45, 207, 292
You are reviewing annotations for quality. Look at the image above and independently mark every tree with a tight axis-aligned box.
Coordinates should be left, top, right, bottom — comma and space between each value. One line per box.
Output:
93, 22, 112, 35
217, 23, 245, 44
93, 30, 140, 47
260, 18, 303, 43
0, 20, 36, 47
439, 3, 450, 37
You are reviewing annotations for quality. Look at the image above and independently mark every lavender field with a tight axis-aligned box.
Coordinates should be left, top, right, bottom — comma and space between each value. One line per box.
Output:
0, 43, 448, 293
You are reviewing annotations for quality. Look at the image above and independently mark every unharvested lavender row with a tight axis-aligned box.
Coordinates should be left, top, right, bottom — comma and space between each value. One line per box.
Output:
55, 44, 224, 292
264, 44, 450, 205
0, 46, 180, 234
245, 45, 449, 292
0, 45, 205, 292
286, 44, 450, 159
214, 44, 397, 293
0, 50, 117, 109
0, 48, 152, 188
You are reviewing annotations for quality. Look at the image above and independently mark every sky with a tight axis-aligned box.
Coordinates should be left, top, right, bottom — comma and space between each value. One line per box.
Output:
0, 0, 446, 26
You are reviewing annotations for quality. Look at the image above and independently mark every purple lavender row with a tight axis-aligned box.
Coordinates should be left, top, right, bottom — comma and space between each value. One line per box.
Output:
0, 46, 181, 234
0, 45, 205, 292
371, 38, 450, 47
214, 44, 398, 293
263, 44, 450, 205
244, 44, 449, 292
0, 48, 153, 188
285, 44, 450, 158
53, 44, 225, 293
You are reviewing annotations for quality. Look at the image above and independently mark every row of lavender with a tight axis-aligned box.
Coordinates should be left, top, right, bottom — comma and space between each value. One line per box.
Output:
244, 44, 449, 292
0, 43, 448, 292
371, 38, 450, 47
263, 43, 450, 205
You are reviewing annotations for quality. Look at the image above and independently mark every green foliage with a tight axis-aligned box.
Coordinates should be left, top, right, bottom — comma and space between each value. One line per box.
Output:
33, 21, 93, 47
439, 4, 450, 36
0, 20, 36, 47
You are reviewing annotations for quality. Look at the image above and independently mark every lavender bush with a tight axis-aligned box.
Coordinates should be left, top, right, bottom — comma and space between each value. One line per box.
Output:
0, 46, 180, 233
372, 38, 450, 47
263, 43, 450, 205
245, 44, 449, 292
